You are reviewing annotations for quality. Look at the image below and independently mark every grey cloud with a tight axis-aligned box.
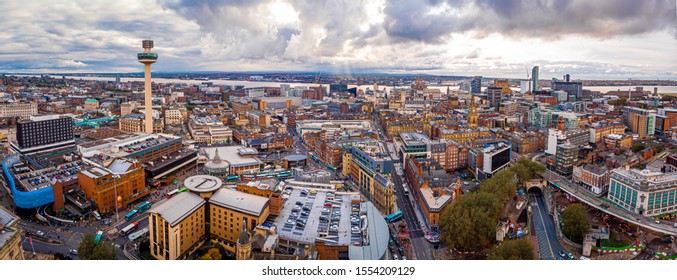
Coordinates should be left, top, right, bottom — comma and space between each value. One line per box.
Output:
383, 0, 677, 43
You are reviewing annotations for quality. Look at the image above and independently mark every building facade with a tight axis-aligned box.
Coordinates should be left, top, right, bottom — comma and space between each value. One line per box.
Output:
149, 192, 206, 260
609, 168, 677, 216
78, 159, 149, 214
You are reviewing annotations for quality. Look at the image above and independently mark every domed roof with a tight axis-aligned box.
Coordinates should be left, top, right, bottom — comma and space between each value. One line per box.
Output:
204, 148, 229, 171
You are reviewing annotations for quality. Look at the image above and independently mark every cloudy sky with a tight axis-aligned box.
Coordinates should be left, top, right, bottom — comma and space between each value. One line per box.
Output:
0, 0, 676, 79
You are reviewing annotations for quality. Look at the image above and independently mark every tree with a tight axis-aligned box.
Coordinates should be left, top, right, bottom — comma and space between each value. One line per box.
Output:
632, 143, 646, 153
440, 192, 501, 250
198, 248, 222, 260
77, 234, 116, 260
53, 253, 67, 260
561, 204, 590, 244
488, 238, 535, 260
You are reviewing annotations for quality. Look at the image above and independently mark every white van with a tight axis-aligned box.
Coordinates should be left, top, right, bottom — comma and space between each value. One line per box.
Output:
93, 211, 101, 220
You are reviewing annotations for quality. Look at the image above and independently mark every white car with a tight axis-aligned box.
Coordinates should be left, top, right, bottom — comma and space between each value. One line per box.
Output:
69, 249, 78, 255
36, 230, 45, 236
285, 219, 295, 226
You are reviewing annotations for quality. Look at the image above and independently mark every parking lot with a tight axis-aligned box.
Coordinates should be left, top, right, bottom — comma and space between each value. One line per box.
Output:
276, 186, 365, 246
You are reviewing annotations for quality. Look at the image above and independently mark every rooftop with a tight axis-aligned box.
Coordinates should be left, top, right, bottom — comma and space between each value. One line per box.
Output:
79, 133, 180, 161
209, 188, 269, 216
399, 132, 431, 146
420, 188, 453, 212
16, 161, 84, 192
273, 186, 357, 246
149, 192, 206, 227
200, 146, 262, 168
184, 175, 223, 193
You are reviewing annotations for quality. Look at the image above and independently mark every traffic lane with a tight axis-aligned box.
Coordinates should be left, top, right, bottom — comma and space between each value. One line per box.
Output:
21, 235, 77, 259
535, 193, 565, 258
531, 196, 555, 259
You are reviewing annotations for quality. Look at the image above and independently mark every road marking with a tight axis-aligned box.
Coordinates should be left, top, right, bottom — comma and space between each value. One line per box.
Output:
531, 194, 555, 260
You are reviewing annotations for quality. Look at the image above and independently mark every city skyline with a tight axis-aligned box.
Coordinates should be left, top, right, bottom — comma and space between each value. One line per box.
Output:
0, 0, 676, 79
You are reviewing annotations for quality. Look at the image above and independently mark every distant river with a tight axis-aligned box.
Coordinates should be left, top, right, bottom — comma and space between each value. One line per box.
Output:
15, 74, 677, 94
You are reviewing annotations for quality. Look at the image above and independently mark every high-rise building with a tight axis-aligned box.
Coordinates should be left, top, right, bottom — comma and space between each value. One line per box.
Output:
137, 40, 158, 134
471, 76, 482, 94
552, 74, 583, 100
555, 142, 577, 177
11, 115, 74, 154
485, 86, 502, 110
625, 107, 656, 139
531, 66, 539, 92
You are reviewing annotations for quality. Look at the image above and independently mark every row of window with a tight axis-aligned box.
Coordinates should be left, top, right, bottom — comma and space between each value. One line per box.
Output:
609, 181, 638, 208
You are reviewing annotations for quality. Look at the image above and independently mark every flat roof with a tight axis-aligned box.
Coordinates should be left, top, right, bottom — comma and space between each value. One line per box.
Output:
201, 146, 262, 168
209, 188, 269, 216
16, 161, 84, 191
79, 133, 181, 164
420, 188, 453, 212
149, 192, 205, 227
348, 202, 389, 260
274, 187, 356, 246
285, 154, 307, 161
184, 175, 222, 193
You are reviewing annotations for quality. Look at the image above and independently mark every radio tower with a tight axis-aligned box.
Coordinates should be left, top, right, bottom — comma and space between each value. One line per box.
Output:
138, 39, 158, 134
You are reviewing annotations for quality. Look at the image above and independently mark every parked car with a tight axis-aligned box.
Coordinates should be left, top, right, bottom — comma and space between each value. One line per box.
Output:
69, 249, 78, 255
36, 230, 45, 236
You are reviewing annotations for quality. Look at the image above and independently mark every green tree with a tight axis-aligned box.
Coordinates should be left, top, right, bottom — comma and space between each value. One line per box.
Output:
561, 204, 590, 244
632, 143, 646, 153
440, 192, 501, 250
53, 253, 66, 260
488, 238, 535, 260
77, 234, 116, 260
198, 248, 222, 260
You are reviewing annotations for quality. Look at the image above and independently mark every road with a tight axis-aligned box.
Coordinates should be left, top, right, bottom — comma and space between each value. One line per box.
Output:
544, 170, 677, 235
529, 191, 565, 260
374, 112, 433, 260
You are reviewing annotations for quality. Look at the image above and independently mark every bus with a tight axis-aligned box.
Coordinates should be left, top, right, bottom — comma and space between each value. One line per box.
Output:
177, 187, 188, 193
136, 201, 151, 213
311, 155, 319, 161
94, 231, 103, 244
166, 189, 179, 198
225, 175, 239, 182
327, 166, 336, 171
124, 210, 138, 220
128, 227, 149, 242
385, 211, 403, 223
256, 172, 269, 179
120, 222, 139, 236
242, 174, 256, 181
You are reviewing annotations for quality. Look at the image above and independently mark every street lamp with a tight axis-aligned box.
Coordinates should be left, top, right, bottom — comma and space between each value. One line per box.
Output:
113, 174, 120, 223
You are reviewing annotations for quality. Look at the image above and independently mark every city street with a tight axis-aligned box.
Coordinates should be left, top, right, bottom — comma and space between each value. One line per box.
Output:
374, 113, 434, 260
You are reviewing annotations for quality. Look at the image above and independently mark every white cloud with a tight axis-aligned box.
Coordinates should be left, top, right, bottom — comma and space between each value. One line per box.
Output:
0, 0, 673, 79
